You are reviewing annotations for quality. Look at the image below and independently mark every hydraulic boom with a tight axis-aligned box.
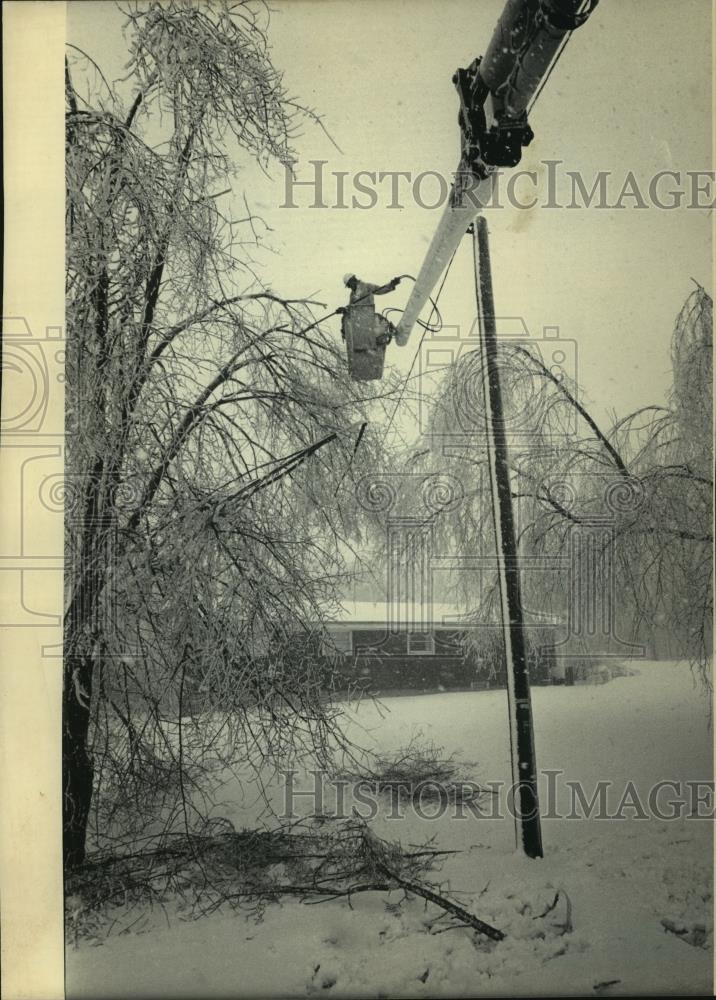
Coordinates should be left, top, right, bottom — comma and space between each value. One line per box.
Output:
393, 0, 599, 347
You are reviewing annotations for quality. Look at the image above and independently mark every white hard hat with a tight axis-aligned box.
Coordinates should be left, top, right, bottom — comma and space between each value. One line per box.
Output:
343, 273, 356, 286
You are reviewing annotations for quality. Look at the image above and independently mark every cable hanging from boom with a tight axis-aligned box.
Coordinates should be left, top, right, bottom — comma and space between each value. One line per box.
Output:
380, 250, 459, 446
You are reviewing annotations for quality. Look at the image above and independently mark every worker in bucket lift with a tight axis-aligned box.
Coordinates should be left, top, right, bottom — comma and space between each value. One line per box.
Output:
342, 273, 401, 310
338, 273, 402, 381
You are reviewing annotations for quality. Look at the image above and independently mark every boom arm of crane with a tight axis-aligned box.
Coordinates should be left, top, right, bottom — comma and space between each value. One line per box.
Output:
393, 0, 599, 348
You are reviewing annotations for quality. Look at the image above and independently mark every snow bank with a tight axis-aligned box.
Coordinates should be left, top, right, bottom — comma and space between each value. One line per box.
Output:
67, 661, 713, 997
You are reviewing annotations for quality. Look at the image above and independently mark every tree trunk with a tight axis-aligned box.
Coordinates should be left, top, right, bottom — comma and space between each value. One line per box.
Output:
62, 653, 94, 870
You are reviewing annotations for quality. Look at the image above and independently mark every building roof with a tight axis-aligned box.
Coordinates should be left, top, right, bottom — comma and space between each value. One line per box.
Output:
326, 600, 478, 629
324, 600, 561, 630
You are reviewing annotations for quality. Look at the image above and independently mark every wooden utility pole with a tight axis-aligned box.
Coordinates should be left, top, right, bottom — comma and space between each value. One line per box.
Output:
472, 215, 543, 859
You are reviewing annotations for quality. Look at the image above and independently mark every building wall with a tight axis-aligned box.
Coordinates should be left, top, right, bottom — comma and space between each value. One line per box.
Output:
326, 627, 555, 694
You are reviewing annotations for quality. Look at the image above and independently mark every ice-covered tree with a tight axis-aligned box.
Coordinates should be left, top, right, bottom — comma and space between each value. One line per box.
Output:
64, 0, 397, 869
411, 285, 712, 681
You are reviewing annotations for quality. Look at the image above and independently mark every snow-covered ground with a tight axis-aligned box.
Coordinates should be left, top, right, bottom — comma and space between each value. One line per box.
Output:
67, 661, 713, 997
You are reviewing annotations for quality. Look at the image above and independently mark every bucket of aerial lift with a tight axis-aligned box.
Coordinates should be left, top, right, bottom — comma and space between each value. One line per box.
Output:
342, 308, 392, 381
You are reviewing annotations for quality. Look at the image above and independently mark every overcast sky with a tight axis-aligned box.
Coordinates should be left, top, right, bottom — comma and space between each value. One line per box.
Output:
69, 0, 713, 436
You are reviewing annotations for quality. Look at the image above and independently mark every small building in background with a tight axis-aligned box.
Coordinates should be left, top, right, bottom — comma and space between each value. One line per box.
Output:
318, 601, 558, 696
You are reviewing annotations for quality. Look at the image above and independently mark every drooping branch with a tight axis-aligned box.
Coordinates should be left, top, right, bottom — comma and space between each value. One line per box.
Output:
510, 343, 629, 476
